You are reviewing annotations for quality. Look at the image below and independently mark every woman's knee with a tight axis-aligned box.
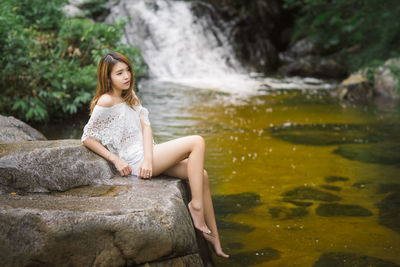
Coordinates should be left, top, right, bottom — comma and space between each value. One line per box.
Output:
203, 169, 210, 188
191, 135, 205, 149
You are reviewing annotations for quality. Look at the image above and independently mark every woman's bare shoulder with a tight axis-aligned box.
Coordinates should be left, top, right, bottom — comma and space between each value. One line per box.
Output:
97, 94, 116, 107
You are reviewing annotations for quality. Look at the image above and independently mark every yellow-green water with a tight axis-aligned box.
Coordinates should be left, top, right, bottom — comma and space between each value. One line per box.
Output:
39, 80, 400, 266
172, 87, 400, 266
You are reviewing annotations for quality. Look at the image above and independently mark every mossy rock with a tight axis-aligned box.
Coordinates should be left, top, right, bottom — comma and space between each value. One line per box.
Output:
316, 203, 373, 217
225, 247, 281, 267
320, 185, 341, 191
216, 220, 255, 233
269, 206, 309, 220
325, 176, 349, 183
283, 200, 313, 207
313, 252, 399, 267
212, 192, 262, 218
282, 186, 341, 202
334, 143, 400, 167
269, 123, 380, 146
377, 184, 400, 194
376, 192, 400, 234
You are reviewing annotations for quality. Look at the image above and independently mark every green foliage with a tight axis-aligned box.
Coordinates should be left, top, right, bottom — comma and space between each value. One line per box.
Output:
0, 0, 147, 123
283, 0, 400, 71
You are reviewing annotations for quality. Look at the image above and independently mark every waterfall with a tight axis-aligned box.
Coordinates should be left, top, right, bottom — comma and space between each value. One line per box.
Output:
106, 0, 333, 94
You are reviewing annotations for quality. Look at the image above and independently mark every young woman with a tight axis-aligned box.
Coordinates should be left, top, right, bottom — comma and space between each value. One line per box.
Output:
81, 51, 229, 258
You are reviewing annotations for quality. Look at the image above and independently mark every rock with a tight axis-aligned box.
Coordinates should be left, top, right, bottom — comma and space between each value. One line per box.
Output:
320, 185, 341, 191
269, 206, 308, 220
227, 247, 281, 267
0, 140, 114, 193
196, 0, 285, 73
0, 115, 47, 143
374, 58, 400, 99
269, 123, 378, 146
278, 38, 348, 79
337, 74, 373, 103
217, 220, 255, 233
313, 252, 399, 267
282, 186, 341, 202
0, 139, 210, 266
212, 192, 262, 218
316, 203, 373, 217
376, 192, 400, 234
283, 200, 313, 207
334, 143, 400, 167
325, 176, 349, 183
0, 177, 203, 266
377, 184, 400, 194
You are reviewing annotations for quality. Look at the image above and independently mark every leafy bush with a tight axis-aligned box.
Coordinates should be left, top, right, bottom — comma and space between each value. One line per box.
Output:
283, 0, 400, 71
0, 0, 147, 123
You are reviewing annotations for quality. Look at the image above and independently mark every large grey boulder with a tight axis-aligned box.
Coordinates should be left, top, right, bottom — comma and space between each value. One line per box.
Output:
0, 177, 202, 267
336, 74, 373, 104
374, 58, 400, 99
278, 38, 348, 79
0, 140, 113, 193
0, 115, 47, 143
0, 139, 208, 266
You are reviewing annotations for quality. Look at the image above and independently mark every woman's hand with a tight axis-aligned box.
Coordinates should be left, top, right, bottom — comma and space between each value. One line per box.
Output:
109, 154, 132, 176
138, 158, 152, 179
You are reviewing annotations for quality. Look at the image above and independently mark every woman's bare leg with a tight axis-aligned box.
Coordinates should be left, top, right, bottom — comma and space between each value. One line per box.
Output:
162, 160, 229, 258
152, 135, 210, 234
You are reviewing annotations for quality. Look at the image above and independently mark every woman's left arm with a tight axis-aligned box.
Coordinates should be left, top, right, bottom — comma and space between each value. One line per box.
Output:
139, 121, 154, 178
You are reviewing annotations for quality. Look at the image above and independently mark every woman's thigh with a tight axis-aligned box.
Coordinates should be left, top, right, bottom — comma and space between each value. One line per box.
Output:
152, 135, 203, 176
163, 159, 189, 179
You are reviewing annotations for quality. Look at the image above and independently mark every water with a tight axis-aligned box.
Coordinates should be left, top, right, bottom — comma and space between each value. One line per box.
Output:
138, 80, 400, 266
43, 1, 399, 265
37, 80, 400, 266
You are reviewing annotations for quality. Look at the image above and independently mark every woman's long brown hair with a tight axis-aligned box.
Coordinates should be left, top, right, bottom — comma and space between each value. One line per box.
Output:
89, 51, 140, 115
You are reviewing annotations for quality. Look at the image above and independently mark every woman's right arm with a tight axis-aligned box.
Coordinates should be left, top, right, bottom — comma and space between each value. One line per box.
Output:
83, 137, 132, 176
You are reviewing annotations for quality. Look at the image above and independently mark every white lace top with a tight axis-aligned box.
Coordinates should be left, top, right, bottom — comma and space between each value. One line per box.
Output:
81, 102, 153, 176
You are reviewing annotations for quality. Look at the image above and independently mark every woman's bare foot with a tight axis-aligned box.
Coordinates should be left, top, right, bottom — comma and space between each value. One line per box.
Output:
188, 202, 211, 234
202, 232, 230, 258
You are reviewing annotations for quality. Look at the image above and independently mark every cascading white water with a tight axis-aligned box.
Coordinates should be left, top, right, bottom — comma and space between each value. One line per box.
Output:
106, 0, 333, 94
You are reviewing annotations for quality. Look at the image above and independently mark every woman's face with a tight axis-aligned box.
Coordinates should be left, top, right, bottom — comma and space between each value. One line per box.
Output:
110, 61, 131, 92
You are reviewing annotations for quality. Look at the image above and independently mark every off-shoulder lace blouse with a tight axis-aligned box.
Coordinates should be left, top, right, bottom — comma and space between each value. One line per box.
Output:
81, 102, 153, 176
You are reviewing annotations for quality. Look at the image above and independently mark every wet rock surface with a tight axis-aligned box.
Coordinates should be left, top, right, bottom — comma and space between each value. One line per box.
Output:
376, 192, 400, 234
282, 186, 342, 202
226, 247, 281, 267
0, 114, 47, 143
325, 176, 349, 183
269, 206, 308, 220
212, 192, 262, 218
337, 74, 373, 104
269, 123, 380, 146
313, 252, 399, 267
278, 38, 348, 79
283, 200, 313, 207
320, 185, 342, 191
334, 143, 400, 167
212, 192, 259, 234
316, 203, 373, 217
374, 58, 400, 99
198, 0, 289, 73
